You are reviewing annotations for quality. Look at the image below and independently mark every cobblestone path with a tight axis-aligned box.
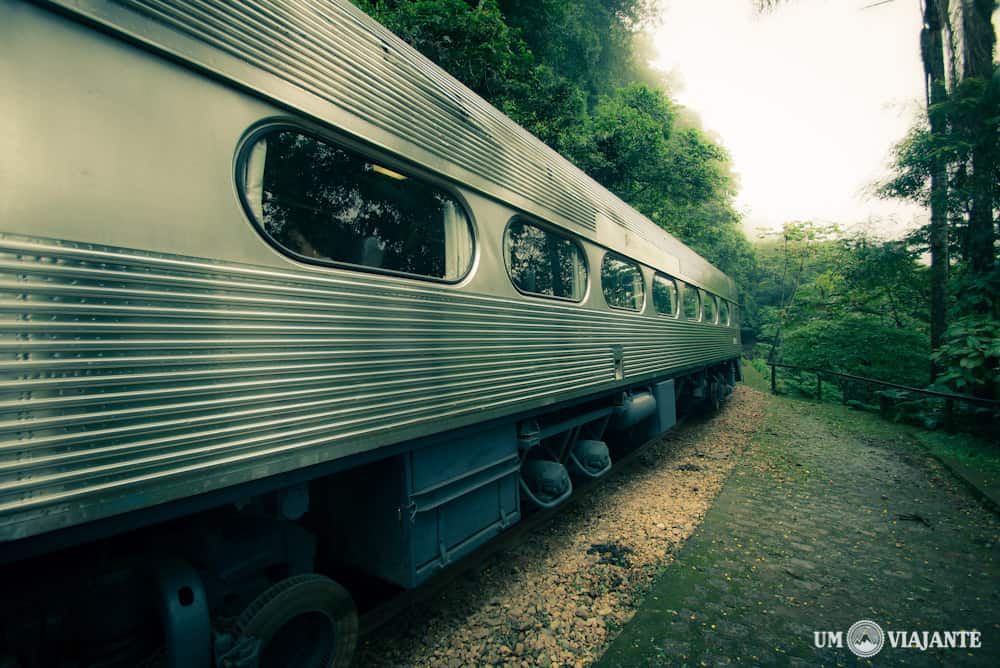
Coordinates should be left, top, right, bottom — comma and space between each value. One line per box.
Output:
598, 396, 1000, 667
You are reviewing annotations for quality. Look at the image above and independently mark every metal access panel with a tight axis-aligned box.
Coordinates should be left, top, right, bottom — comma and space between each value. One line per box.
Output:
653, 380, 677, 434
320, 423, 520, 589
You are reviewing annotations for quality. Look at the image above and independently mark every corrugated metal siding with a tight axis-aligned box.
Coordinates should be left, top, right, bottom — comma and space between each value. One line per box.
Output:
113, 0, 598, 232
57, 0, 733, 298
0, 235, 739, 540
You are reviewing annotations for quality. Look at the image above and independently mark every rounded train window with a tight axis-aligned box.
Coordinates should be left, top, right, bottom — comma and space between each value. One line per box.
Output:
682, 283, 701, 321
652, 274, 678, 317
719, 300, 730, 326
504, 220, 587, 301
601, 254, 644, 311
702, 291, 717, 324
240, 128, 474, 281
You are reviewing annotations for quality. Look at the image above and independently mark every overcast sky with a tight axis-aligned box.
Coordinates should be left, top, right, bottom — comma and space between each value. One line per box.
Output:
652, 0, 931, 239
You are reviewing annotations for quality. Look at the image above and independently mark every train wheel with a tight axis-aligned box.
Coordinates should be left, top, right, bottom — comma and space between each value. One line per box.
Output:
232, 574, 357, 668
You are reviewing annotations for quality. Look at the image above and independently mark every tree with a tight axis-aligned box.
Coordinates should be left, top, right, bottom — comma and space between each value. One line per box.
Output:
921, 0, 952, 375
752, 223, 841, 361
961, 0, 999, 290
878, 1, 999, 398
564, 84, 756, 290
353, 1, 758, 304
782, 316, 930, 387
354, 0, 533, 102
762, 0, 998, 396
497, 0, 661, 102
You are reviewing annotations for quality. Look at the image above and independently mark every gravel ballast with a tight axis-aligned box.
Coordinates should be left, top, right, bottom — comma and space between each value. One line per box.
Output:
356, 386, 767, 667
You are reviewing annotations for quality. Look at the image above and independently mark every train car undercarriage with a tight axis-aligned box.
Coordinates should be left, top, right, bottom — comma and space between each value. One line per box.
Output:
0, 361, 738, 668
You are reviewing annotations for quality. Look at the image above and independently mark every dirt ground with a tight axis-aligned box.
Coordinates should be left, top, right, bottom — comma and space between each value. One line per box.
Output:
355, 386, 767, 667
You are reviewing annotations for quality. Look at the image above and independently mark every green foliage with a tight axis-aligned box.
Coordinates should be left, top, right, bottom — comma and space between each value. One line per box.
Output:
781, 315, 930, 388
879, 67, 1000, 261
758, 0, 998, 415
833, 238, 929, 328
497, 0, 661, 101
496, 65, 589, 150
563, 84, 756, 302
879, 66, 1000, 298
751, 222, 842, 355
752, 225, 933, 405
564, 84, 678, 194
352, 0, 758, 301
931, 315, 1000, 396
753, 224, 930, 347
749, 356, 770, 380
566, 84, 736, 222
355, 0, 532, 102
879, 64, 999, 403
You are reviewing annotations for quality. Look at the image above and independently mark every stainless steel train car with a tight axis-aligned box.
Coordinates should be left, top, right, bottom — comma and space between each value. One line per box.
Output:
1, 1, 742, 665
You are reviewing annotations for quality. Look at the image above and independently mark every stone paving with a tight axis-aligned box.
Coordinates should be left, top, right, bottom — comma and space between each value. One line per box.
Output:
597, 396, 1000, 667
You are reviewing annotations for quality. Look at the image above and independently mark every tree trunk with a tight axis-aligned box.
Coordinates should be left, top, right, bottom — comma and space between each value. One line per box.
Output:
960, 0, 999, 401
922, 0, 950, 380
962, 0, 998, 307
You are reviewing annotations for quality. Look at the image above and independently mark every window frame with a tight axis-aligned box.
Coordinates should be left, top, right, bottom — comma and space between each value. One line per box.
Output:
236, 122, 478, 285
652, 273, 680, 318
502, 216, 589, 303
681, 282, 702, 322
719, 299, 731, 327
701, 290, 718, 324
600, 252, 646, 312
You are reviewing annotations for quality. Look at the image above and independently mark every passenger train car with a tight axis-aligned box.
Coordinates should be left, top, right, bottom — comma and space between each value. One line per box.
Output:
1, 1, 741, 665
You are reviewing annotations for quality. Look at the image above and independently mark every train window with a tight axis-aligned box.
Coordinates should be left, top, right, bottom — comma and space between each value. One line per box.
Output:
241, 129, 473, 281
601, 254, 644, 311
702, 291, 717, 324
682, 283, 701, 321
719, 299, 730, 326
504, 220, 587, 300
652, 274, 678, 317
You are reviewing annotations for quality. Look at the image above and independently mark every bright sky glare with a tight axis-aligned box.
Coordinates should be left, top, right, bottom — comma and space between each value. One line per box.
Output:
652, 0, 930, 239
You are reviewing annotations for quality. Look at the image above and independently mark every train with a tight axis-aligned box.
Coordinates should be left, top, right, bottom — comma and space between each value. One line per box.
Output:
0, 1, 742, 666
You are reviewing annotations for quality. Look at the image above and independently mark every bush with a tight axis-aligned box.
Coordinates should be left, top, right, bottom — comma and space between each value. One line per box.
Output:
750, 357, 769, 379
779, 316, 929, 402
781, 316, 929, 388
931, 315, 1000, 399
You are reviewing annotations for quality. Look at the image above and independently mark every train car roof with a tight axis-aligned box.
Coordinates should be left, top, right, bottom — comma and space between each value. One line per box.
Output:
42, 0, 738, 301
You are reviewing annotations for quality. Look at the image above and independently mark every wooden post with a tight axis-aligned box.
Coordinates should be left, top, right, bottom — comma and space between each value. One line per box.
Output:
816, 374, 822, 402
770, 364, 776, 394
